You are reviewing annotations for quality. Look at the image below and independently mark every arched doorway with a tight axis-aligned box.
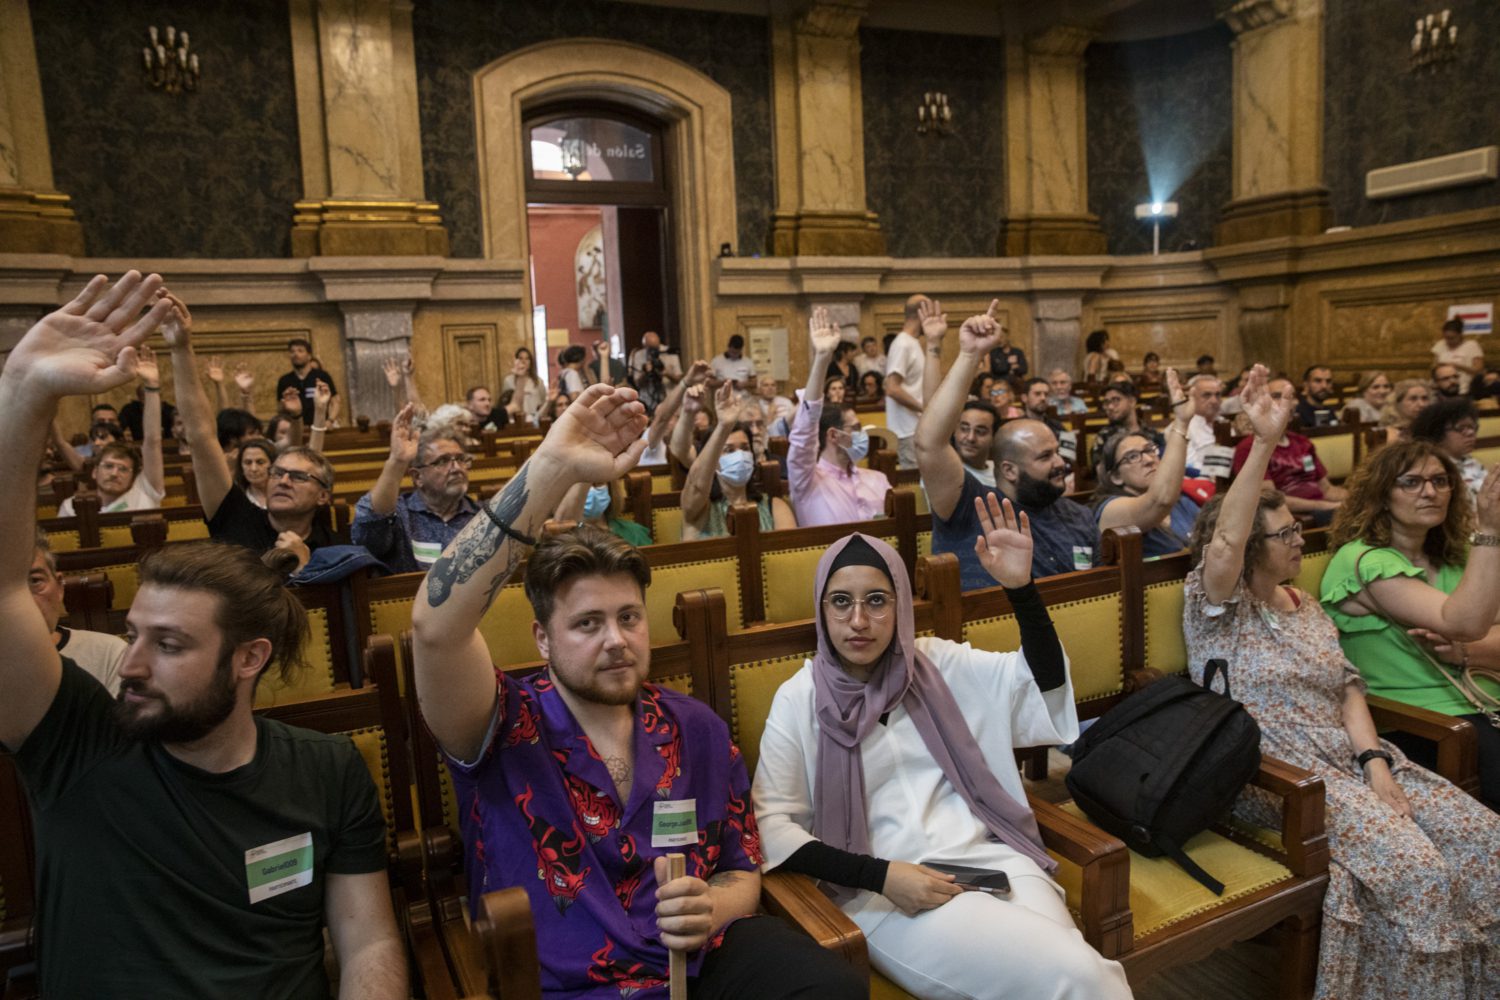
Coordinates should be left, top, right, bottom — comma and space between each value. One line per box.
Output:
523, 103, 678, 382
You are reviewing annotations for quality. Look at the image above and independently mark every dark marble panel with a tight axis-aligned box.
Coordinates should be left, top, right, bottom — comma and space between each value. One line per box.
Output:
859, 27, 1005, 258
412, 0, 774, 258
1325, 0, 1500, 228
1086, 24, 1233, 255
31, 0, 301, 258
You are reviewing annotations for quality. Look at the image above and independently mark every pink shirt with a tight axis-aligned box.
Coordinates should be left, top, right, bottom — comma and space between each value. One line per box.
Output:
787, 397, 892, 526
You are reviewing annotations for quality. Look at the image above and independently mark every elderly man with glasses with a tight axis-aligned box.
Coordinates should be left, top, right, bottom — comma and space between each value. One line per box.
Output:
352, 404, 481, 573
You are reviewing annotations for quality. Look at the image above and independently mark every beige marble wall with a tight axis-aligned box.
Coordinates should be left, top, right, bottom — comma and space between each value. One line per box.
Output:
1007, 26, 1094, 217
0, 0, 81, 254
1223, 0, 1323, 200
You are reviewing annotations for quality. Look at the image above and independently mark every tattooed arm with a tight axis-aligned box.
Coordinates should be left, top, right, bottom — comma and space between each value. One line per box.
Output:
411, 383, 649, 761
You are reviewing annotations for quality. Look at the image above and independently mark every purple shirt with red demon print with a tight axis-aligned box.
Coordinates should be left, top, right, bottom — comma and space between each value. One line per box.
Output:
447, 671, 764, 999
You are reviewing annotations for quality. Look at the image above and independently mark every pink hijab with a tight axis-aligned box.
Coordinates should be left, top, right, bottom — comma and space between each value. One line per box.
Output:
810, 533, 1055, 876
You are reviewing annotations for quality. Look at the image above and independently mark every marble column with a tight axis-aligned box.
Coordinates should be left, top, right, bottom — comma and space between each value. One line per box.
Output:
288, 0, 448, 256
768, 0, 886, 256
1031, 294, 1085, 380
339, 306, 414, 423
998, 25, 1107, 257
0, 0, 83, 254
1215, 0, 1331, 244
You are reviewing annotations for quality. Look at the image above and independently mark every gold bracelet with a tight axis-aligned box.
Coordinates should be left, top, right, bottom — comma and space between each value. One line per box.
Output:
1165, 423, 1189, 440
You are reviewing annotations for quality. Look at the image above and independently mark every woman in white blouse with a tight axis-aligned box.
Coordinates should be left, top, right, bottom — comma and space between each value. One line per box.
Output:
751, 504, 1131, 1000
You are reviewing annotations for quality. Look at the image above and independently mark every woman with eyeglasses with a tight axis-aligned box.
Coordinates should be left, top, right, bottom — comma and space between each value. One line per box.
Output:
1092, 368, 1198, 557
1184, 368, 1500, 998
1410, 396, 1486, 501
752, 516, 1131, 1000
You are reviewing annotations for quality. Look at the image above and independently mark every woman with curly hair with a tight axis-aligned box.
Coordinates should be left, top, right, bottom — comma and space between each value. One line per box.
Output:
1184, 367, 1500, 999
1322, 438, 1500, 810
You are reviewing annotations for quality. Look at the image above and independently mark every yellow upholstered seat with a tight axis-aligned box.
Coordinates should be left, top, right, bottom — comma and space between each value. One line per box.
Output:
1479, 413, 1500, 437
871, 974, 919, 1000
1293, 549, 1333, 595
917, 531, 931, 558
1314, 432, 1355, 481
651, 474, 674, 494
99, 563, 140, 609
99, 525, 133, 548
760, 538, 899, 624
647, 559, 744, 634
347, 727, 399, 853
909, 487, 929, 516
1049, 802, 1293, 939
254, 606, 337, 707
1473, 443, 1500, 467
653, 507, 684, 545
369, 584, 539, 694
728, 652, 813, 774
166, 519, 210, 541
45, 530, 80, 553
1144, 579, 1188, 676
965, 593, 1123, 704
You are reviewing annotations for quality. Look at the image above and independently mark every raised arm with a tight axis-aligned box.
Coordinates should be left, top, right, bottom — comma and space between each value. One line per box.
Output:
309, 381, 332, 452
594, 338, 613, 387
368, 403, 418, 517
801, 307, 840, 404
681, 381, 737, 529
1097, 368, 1191, 535
669, 382, 705, 468
411, 384, 648, 761
160, 292, 234, 519
205, 354, 229, 412
0, 271, 172, 751
1201, 366, 1290, 604
916, 302, 1002, 521
48, 419, 86, 474
919, 298, 948, 406
232, 362, 256, 416
381, 356, 405, 410
136, 344, 165, 496
646, 359, 708, 452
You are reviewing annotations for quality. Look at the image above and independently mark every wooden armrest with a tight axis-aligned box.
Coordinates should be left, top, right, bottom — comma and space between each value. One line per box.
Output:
1248, 755, 1329, 878
1367, 695, 1479, 794
473, 887, 542, 1000
760, 870, 868, 977
1028, 796, 1132, 957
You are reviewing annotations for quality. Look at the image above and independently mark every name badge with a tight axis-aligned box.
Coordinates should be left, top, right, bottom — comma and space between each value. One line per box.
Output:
1072, 546, 1093, 571
651, 799, 697, 848
411, 539, 443, 565
245, 832, 314, 904
1301, 454, 1316, 473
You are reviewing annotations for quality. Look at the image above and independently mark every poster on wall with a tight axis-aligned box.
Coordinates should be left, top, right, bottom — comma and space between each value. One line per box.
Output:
747, 327, 789, 381
1447, 302, 1493, 335
576, 225, 607, 330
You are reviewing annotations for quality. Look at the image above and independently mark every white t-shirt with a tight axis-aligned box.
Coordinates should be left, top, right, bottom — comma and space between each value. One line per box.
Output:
884, 331, 926, 439
1432, 338, 1484, 393
711, 353, 757, 386
56, 626, 128, 696
854, 353, 887, 377
753, 636, 1078, 927
57, 475, 164, 517
559, 367, 589, 396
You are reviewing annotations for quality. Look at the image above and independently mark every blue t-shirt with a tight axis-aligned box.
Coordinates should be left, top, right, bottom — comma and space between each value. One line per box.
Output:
1093, 492, 1199, 558
932, 470, 1097, 586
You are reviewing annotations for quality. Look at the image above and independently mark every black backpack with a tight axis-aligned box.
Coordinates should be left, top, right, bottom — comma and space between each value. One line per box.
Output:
1064, 660, 1262, 894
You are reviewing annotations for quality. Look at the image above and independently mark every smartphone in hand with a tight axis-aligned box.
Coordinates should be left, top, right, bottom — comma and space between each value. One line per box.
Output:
923, 862, 1011, 896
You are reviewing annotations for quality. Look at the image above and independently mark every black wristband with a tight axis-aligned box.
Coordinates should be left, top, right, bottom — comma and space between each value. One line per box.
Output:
1355, 748, 1393, 771
481, 502, 536, 547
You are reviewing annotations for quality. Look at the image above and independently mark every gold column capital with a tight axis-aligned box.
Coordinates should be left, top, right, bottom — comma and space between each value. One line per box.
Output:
290, 199, 449, 257
1024, 23, 1097, 59
794, 0, 868, 39
1220, 0, 1294, 36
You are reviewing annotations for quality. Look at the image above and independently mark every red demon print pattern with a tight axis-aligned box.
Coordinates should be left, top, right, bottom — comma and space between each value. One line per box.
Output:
516, 785, 592, 912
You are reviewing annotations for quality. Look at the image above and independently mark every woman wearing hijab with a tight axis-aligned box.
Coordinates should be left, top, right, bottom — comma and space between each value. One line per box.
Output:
752, 499, 1132, 1000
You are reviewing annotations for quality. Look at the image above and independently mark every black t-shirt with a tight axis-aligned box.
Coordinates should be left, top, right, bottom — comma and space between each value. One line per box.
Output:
9, 659, 387, 998
207, 483, 335, 555
276, 369, 338, 424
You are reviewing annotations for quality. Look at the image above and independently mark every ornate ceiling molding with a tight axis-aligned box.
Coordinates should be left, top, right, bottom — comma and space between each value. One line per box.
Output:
1219, 0, 1294, 36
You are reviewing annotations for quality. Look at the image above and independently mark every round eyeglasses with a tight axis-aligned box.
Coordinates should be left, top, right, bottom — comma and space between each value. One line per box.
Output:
823, 592, 893, 622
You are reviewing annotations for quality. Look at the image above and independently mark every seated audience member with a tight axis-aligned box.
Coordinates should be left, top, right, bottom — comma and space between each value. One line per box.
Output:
1410, 397, 1485, 500
1195, 354, 1216, 376
660, 360, 713, 465
1378, 378, 1431, 441
1347, 370, 1392, 423
680, 382, 795, 541
1432, 316, 1484, 393
789, 309, 892, 527
235, 437, 277, 509
1092, 370, 1198, 556
557, 477, 652, 546
74, 404, 119, 457
1296, 365, 1339, 427
830, 341, 861, 396
988, 379, 1023, 420
544, 389, 573, 423
857, 370, 883, 402
986, 322, 1028, 380
276, 335, 338, 426
823, 374, 848, 406
117, 380, 177, 443
409, 395, 862, 1000
1020, 377, 1065, 435
557, 344, 592, 396
1184, 373, 1225, 474
58, 345, 166, 516
753, 373, 794, 430
502, 347, 547, 424
1137, 351, 1164, 390
1045, 368, 1088, 415
166, 293, 334, 571
1323, 439, 1500, 810
884, 296, 937, 470
0, 272, 405, 998
1431, 362, 1463, 399
1471, 367, 1500, 405
51, 417, 124, 475
970, 372, 995, 402
1230, 376, 1346, 525
1093, 378, 1164, 468
216, 407, 265, 466
710, 333, 757, 387
1083, 328, 1118, 384
351, 405, 480, 573
854, 334, 886, 377
1184, 369, 1500, 998
31, 531, 127, 695
754, 526, 1131, 1000
464, 385, 507, 432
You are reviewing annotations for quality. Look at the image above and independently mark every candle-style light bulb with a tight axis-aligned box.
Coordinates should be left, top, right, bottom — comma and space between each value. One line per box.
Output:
143, 47, 153, 69
165, 25, 175, 45
1440, 9, 1450, 26
180, 31, 189, 48
918, 106, 926, 122
1448, 24, 1457, 43
190, 54, 200, 72
149, 26, 158, 45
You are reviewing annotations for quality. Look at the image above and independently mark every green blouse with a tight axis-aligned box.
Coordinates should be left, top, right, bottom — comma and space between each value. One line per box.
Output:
606, 516, 653, 547
1320, 539, 1497, 716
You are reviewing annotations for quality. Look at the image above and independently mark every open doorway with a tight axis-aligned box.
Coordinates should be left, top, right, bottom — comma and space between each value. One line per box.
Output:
524, 106, 678, 396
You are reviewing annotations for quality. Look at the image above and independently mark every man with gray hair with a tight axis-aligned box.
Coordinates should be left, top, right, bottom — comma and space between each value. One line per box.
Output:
352, 403, 481, 573
30, 531, 128, 695
1184, 373, 1224, 474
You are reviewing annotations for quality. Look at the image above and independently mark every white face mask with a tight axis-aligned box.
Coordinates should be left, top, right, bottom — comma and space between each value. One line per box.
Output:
582, 484, 611, 520
843, 429, 870, 462
717, 449, 755, 486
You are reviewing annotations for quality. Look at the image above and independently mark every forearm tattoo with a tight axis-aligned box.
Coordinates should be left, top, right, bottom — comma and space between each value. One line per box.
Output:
707, 870, 752, 888
425, 463, 531, 608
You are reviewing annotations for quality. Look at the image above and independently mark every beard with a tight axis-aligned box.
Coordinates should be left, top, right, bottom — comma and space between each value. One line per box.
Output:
553, 661, 646, 707
1015, 469, 1065, 509
113, 644, 238, 744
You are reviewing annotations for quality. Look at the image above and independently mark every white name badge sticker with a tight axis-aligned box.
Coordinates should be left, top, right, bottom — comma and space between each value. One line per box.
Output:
1072, 546, 1093, 571
651, 799, 698, 848
411, 539, 443, 565
1301, 454, 1316, 473
245, 832, 314, 904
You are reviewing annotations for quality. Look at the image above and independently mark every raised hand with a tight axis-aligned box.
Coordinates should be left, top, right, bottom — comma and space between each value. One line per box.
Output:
809, 306, 842, 356
1474, 462, 1500, 535
1, 271, 173, 400
136, 344, 161, 387
205, 355, 224, 383
958, 299, 1003, 356
382, 356, 402, 387
1165, 368, 1189, 427
918, 297, 948, 341
713, 379, 735, 417
157, 289, 192, 350
280, 386, 304, 418
682, 383, 705, 415
539, 384, 649, 484
974, 492, 1033, 588
233, 362, 254, 393
1239, 364, 1290, 443
389, 402, 420, 465
684, 359, 712, 387
313, 380, 332, 418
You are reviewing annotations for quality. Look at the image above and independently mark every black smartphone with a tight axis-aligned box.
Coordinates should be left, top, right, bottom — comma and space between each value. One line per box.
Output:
924, 862, 1011, 895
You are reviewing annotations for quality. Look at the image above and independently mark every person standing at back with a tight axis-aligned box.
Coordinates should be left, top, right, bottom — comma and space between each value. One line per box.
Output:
275, 337, 337, 426
885, 294, 940, 469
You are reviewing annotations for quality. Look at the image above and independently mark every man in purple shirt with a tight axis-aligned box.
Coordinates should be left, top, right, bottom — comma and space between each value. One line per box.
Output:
411, 383, 861, 999
788, 309, 893, 526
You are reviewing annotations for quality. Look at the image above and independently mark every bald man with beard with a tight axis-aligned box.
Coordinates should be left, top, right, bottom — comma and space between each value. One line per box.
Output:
989, 419, 1098, 579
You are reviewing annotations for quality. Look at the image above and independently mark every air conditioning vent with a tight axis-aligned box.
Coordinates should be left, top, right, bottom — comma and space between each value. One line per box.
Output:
1366, 146, 1498, 199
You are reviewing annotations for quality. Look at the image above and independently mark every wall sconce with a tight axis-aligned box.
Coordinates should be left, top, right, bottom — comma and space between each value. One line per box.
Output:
1134, 201, 1178, 255
917, 92, 953, 137
142, 25, 200, 94
1410, 10, 1459, 73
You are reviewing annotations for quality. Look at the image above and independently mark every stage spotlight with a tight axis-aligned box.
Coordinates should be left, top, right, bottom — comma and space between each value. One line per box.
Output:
1134, 200, 1178, 254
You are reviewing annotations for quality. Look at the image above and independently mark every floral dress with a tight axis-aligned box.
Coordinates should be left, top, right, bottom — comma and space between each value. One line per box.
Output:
1182, 569, 1500, 1000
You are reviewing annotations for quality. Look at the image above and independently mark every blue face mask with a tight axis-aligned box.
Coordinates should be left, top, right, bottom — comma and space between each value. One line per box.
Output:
717, 449, 755, 486
583, 484, 611, 519
843, 429, 870, 462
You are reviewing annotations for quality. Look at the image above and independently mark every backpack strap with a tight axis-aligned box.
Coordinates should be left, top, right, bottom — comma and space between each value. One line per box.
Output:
1157, 836, 1226, 895
1202, 658, 1231, 699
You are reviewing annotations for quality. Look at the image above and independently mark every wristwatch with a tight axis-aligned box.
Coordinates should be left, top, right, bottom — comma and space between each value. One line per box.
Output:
1469, 531, 1500, 548
1355, 748, 1393, 772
